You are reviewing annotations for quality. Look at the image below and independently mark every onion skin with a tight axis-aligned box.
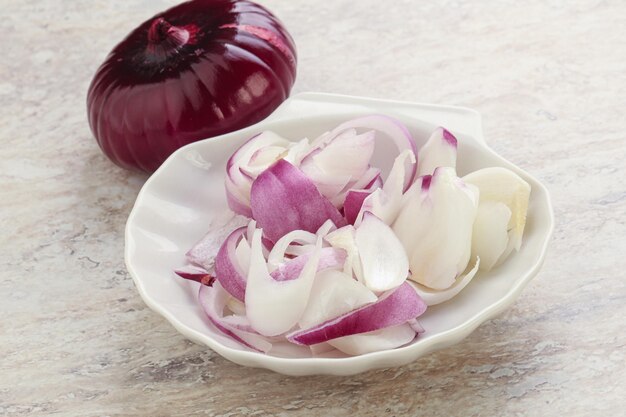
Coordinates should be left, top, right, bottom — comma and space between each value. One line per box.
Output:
87, 0, 297, 172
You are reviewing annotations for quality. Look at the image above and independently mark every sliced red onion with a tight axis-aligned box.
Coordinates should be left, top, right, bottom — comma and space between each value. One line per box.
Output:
324, 225, 364, 283
219, 312, 257, 334
227, 132, 289, 181
316, 219, 338, 237
417, 127, 458, 177
243, 145, 289, 177
245, 219, 257, 242
350, 166, 382, 191
303, 116, 416, 209
215, 294, 257, 334
186, 213, 250, 269
282, 138, 312, 167
314, 130, 375, 178
287, 282, 426, 345
407, 318, 425, 334
368, 174, 383, 190
269, 254, 310, 283
225, 131, 290, 209
355, 212, 409, 292
344, 190, 372, 225
329, 323, 418, 356
215, 227, 248, 302
225, 184, 253, 217
463, 167, 531, 269
270, 247, 347, 281
471, 202, 512, 271
309, 342, 335, 356
174, 265, 215, 286
245, 229, 322, 336
281, 217, 337, 258
267, 229, 317, 270
198, 284, 271, 353
331, 115, 418, 191
298, 156, 353, 202
409, 257, 480, 305
393, 167, 479, 290
355, 150, 416, 226
238, 167, 255, 181
250, 159, 347, 243
330, 166, 382, 208
234, 235, 252, 279
284, 244, 315, 257
308, 128, 358, 154
226, 296, 246, 317
298, 269, 377, 329
300, 130, 376, 203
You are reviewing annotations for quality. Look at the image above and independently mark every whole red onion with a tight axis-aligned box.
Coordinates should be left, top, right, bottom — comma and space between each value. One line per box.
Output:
87, 0, 297, 172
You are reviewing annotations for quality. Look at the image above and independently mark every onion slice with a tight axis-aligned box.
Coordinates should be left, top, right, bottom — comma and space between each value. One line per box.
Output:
287, 282, 426, 345
186, 213, 249, 269
225, 185, 253, 217
331, 166, 383, 209
174, 265, 215, 286
198, 283, 272, 353
355, 212, 409, 292
324, 225, 364, 283
417, 127, 458, 176
393, 167, 479, 290
356, 150, 416, 226
311, 130, 375, 179
463, 167, 531, 267
316, 219, 337, 238
270, 247, 347, 281
245, 229, 322, 336
250, 159, 347, 243
329, 323, 418, 356
409, 257, 480, 305
471, 202, 512, 271
298, 269, 377, 329
299, 130, 375, 202
331, 115, 418, 191
214, 227, 248, 302
226, 132, 290, 201
267, 229, 317, 270
344, 190, 372, 225
298, 157, 352, 203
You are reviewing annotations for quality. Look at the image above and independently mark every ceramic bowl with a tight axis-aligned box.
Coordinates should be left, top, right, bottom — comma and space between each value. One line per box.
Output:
125, 92, 554, 376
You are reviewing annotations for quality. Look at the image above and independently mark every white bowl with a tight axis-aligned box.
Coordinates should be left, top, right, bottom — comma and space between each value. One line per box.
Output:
125, 92, 554, 376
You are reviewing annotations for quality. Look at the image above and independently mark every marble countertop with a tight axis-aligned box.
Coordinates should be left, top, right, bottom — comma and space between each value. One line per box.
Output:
2, 0, 625, 415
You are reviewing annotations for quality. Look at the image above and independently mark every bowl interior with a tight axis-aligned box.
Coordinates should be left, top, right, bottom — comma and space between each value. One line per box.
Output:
126, 111, 552, 360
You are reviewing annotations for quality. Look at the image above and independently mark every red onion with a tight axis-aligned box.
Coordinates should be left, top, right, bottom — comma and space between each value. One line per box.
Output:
250, 159, 347, 243
225, 115, 416, 218
354, 212, 409, 292
270, 247, 347, 281
198, 283, 272, 353
174, 265, 216, 286
343, 190, 372, 225
87, 0, 297, 172
215, 226, 248, 302
287, 282, 427, 346
328, 115, 418, 192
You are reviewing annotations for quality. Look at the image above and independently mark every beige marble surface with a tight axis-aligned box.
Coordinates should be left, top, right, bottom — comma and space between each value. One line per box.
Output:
2, 0, 625, 415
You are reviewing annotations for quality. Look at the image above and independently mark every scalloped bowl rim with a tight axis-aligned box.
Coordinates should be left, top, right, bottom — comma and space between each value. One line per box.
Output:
125, 93, 554, 376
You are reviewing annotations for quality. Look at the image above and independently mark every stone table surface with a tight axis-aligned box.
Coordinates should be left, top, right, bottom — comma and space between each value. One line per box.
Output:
2, 0, 625, 415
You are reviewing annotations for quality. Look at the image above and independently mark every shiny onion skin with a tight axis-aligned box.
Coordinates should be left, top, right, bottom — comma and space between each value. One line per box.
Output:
87, 0, 297, 172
